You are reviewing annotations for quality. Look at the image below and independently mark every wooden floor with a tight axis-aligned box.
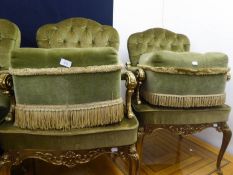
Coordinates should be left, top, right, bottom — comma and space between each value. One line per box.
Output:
16, 130, 233, 175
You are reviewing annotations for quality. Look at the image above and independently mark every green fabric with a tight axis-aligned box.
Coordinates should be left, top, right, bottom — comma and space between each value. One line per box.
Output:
0, 53, 11, 71
144, 72, 226, 95
132, 100, 230, 125
0, 19, 21, 70
36, 18, 119, 50
127, 28, 190, 66
0, 116, 138, 150
0, 19, 20, 122
0, 93, 10, 123
139, 51, 228, 68
139, 51, 228, 96
11, 47, 119, 68
13, 72, 120, 105
11, 48, 121, 105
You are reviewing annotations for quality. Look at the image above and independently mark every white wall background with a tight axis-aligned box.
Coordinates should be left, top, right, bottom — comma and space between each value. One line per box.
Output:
113, 0, 233, 154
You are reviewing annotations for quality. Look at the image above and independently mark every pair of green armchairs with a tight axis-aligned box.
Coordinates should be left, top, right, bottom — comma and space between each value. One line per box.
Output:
0, 18, 231, 175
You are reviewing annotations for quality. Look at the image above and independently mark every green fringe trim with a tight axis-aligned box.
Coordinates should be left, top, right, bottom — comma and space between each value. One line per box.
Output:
137, 65, 229, 75
14, 98, 124, 130
142, 91, 226, 108
10, 64, 123, 76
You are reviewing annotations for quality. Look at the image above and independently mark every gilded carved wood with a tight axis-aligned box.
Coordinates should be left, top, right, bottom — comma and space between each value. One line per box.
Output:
0, 145, 139, 175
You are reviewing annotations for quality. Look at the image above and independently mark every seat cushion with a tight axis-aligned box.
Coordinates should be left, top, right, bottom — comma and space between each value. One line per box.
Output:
132, 100, 230, 125
0, 93, 10, 123
138, 51, 229, 108
10, 48, 124, 130
0, 116, 138, 150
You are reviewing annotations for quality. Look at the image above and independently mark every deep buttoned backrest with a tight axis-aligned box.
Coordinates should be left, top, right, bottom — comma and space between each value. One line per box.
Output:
36, 18, 119, 50
127, 28, 190, 66
0, 19, 21, 69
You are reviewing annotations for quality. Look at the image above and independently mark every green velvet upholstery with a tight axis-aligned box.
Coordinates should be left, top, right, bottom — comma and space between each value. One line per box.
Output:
0, 116, 138, 150
11, 47, 123, 130
133, 100, 230, 125
0, 19, 21, 70
11, 47, 119, 68
0, 19, 20, 123
139, 51, 228, 108
127, 28, 190, 66
37, 18, 119, 50
127, 28, 231, 125
21, 18, 124, 130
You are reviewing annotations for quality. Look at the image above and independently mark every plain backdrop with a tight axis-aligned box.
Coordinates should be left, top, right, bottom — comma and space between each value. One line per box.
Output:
113, 0, 233, 154
0, 0, 113, 47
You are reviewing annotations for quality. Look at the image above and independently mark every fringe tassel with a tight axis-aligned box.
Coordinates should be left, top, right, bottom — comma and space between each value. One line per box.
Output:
142, 91, 226, 108
137, 65, 230, 75
14, 98, 124, 130
10, 64, 123, 76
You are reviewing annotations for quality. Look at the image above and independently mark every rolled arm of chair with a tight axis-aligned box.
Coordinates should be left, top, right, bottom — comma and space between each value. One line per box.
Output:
126, 62, 146, 104
0, 73, 13, 94
121, 70, 137, 118
0, 73, 14, 122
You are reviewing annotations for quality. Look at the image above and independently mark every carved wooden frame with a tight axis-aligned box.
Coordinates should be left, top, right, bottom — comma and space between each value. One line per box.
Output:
0, 144, 139, 175
136, 122, 232, 175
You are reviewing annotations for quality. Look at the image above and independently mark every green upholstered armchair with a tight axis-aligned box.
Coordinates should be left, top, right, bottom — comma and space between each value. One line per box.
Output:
127, 28, 231, 174
0, 18, 139, 175
0, 19, 20, 123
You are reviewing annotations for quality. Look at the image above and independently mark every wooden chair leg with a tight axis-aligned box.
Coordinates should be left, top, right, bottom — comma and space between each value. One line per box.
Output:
128, 155, 139, 175
128, 145, 140, 175
128, 158, 133, 175
136, 130, 145, 164
0, 163, 13, 175
216, 122, 232, 175
175, 134, 183, 163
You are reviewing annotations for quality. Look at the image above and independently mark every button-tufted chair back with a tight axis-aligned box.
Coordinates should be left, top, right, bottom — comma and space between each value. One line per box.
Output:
127, 28, 190, 66
0, 19, 21, 69
36, 18, 119, 50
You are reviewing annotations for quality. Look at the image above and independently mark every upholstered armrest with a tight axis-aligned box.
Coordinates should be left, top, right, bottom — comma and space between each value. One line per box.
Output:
126, 62, 145, 105
10, 48, 124, 130
121, 70, 137, 118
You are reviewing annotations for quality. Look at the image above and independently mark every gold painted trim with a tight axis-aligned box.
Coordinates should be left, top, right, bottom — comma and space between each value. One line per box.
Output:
142, 91, 226, 108
0, 73, 13, 92
10, 64, 123, 76
0, 144, 139, 174
122, 70, 137, 118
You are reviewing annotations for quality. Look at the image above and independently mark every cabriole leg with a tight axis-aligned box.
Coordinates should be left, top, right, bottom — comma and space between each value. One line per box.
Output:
216, 122, 232, 175
0, 163, 13, 175
136, 128, 145, 164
